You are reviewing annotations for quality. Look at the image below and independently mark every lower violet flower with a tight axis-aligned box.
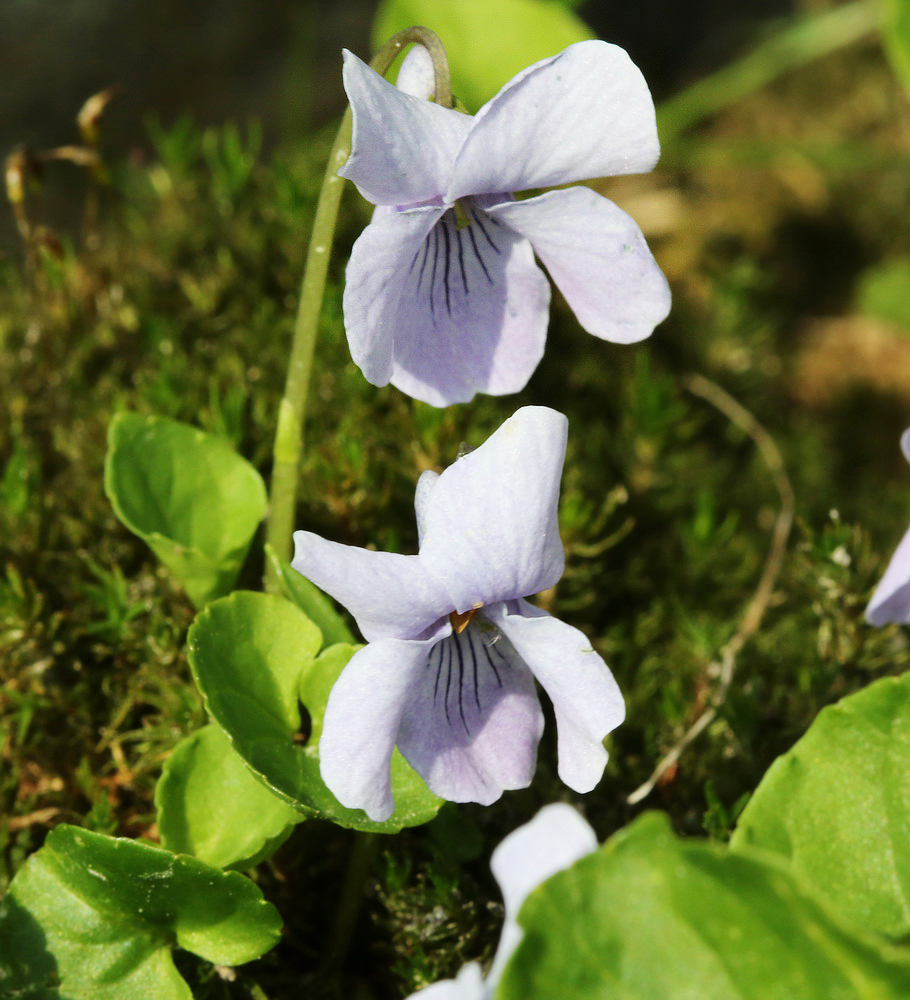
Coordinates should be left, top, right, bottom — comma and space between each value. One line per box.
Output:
291, 406, 624, 821
406, 803, 598, 999
867, 427, 910, 625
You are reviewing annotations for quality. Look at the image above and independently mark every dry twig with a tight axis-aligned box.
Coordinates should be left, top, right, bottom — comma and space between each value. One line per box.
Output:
626, 374, 795, 805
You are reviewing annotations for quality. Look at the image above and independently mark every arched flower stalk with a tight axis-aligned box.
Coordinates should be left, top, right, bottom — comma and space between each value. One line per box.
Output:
292, 407, 624, 821
340, 40, 671, 406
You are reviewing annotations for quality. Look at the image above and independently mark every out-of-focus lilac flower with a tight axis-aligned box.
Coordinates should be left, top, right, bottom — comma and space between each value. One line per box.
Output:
339, 40, 671, 407
867, 428, 910, 625
291, 407, 624, 821
407, 803, 598, 999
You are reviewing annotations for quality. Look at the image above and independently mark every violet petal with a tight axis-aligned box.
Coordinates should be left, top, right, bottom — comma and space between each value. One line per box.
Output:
489, 186, 671, 344
448, 40, 659, 202
489, 599, 624, 792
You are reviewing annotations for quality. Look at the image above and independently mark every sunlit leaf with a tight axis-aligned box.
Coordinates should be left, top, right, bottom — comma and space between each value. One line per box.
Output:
731, 672, 910, 941
104, 412, 266, 608
498, 812, 910, 1000
156, 724, 301, 870
0, 825, 282, 1000
856, 257, 910, 332
188, 591, 442, 833
372, 0, 593, 112
881, 0, 910, 98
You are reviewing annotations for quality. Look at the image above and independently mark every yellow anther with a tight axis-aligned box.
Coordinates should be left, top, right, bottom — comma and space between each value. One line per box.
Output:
449, 605, 482, 633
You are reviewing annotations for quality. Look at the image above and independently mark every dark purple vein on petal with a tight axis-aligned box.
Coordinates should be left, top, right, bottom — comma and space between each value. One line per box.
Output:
443, 636, 453, 726
415, 239, 430, 295
429, 226, 441, 323
487, 641, 506, 688
465, 224, 492, 285
472, 210, 502, 255
466, 628, 481, 711
454, 225, 469, 296
431, 640, 443, 701
452, 630, 470, 734
440, 217, 453, 316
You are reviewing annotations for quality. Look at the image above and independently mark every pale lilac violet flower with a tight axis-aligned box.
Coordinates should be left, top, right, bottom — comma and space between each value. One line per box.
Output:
866, 427, 910, 625
340, 40, 672, 406
406, 804, 598, 1000
291, 407, 624, 821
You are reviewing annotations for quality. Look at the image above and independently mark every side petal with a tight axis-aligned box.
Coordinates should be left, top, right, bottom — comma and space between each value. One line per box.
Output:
448, 40, 659, 202
346, 205, 550, 406
343, 205, 445, 388
319, 636, 433, 822
419, 407, 567, 612
489, 187, 671, 344
488, 804, 597, 986
340, 50, 472, 206
397, 620, 544, 806
488, 600, 625, 793
866, 524, 910, 625
415, 469, 440, 548
291, 531, 451, 643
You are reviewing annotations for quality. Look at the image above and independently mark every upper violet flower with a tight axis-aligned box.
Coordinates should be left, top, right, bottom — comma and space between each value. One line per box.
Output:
405, 803, 598, 1000
340, 40, 672, 406
291, 406, 624, 821
866, 427, 910, 625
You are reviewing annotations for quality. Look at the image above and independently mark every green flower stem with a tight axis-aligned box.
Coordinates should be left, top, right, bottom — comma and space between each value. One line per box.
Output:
263, 108, 351, 593
264, 26, 451, 593
657, 0, 877, 146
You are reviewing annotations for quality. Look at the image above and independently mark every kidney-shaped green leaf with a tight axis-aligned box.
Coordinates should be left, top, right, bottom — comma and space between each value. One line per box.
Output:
156, 724, 302, 870
0, 825, 282, 1000
372, 0, 593, 113
104, 412, 266, 607
498, 811, 910, 1000
188, 591, 442, 833
731, 672, 910, 941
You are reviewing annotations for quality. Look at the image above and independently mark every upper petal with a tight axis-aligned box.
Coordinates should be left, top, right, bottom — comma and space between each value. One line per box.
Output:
396, 618, 544, 806
339, 50, 472, 206
489, 600, 625, 792
319, 636, 434, 822
447, 40, 659, 202
396, 43, 436, 101
345, 206, 550, 406
866, 524, 910, 625
487, 804, 597, 986
291, 531, 451, 642
418, 407, 567, 611
489, 187, 671, 344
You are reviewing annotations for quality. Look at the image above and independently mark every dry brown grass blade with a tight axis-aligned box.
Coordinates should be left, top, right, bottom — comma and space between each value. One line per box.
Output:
626, 373, 795, 806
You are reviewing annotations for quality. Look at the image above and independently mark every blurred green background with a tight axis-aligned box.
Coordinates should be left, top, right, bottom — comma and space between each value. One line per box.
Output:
1, 0, 797, 248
